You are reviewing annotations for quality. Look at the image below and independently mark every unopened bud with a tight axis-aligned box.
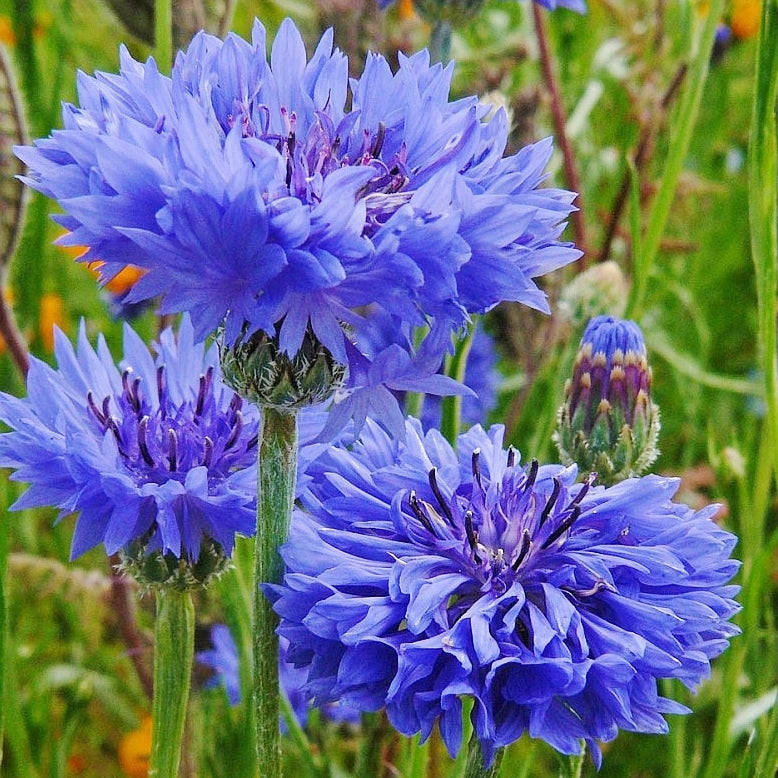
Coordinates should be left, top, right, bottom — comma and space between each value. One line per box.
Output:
554, 315, 660, 485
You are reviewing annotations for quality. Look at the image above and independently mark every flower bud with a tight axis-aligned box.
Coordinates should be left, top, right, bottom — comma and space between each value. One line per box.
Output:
118, 536, 231, 592
219, 324, 346, 410
554, 315, 660, 485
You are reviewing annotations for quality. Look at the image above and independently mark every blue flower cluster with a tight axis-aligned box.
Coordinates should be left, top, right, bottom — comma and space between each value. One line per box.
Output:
18, 18, 579, 433
270, 418, 740, 765
0, 316, 258, 562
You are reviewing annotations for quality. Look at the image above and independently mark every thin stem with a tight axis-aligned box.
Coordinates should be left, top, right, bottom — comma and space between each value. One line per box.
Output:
598, 63, 686, 263
218, 0, 240, 37
0, 273, 28, 378
532, 3, 588, 260
429, 20, 453, 63
440, 322, 475, 444
626, 0, 726, 318
463, 733, 503, 778
0, 476, 7, 768
254, 406, 298, 778
108, 558, 154, 701
748, 0, 778, 487
149, 588, 195, 778
155, 0, 173, 71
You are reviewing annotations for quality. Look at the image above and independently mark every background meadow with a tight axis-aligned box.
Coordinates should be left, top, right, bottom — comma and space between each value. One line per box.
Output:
0, 0, 775, 775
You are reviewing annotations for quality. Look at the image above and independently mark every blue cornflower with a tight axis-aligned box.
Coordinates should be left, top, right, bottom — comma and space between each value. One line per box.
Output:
17, 18, 580, 434
270, 419, 740, 766
196, 624, 361, 725
197, 624, 242, 706
0, 315, 258, 575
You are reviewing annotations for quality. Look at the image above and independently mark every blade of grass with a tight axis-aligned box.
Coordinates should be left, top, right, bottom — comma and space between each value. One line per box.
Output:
748, 0, 778, 487
627, 0, 726, 319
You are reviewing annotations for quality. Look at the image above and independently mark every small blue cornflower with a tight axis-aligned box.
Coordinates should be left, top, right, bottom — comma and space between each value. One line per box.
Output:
17, 18, 580, 434
271, 419, 740, 766
0, 315, 258, 581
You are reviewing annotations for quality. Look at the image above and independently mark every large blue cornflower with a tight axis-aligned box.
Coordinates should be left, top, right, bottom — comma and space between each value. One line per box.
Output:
0, 316, 258, 567
17, 18, 579, 434
270, 419, 740, 766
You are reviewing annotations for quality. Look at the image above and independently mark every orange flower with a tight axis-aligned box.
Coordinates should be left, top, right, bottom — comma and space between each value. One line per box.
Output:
118, 716, 152, 778
731, 0, 760, 38
86, 261, 146, 296
399, 0, 416, 20
0, 16, 15, 46
39, 292, 65, 353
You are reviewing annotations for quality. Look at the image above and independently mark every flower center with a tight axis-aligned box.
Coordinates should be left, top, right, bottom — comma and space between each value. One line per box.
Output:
87, 365, 257, 485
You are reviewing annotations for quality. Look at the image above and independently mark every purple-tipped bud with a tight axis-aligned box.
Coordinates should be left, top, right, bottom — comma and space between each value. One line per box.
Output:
554, 315, 660, 485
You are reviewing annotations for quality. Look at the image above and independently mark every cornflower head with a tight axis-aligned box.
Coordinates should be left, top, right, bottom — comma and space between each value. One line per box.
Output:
271, 418, 740, 766
17, 18, 580, 434
555, 315, 660, 485
0, 315, 258, 588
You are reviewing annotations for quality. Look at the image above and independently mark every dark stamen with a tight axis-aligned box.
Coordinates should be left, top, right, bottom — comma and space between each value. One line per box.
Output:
542, 505, 581, 549
168, 429, 178, 471
472, 449, 483, 490
138, 416, 155, 466
224, 410, 244, 450
157, 366, 167, 417
131, 378, 143, 413
538, 477, 561, 529
511, 529, 531, 571
408, 491, 435, 535
203, 436, 214, 468
87, 392, 106, 426
428, 468, 454, 524
102, 396, 112, 422
524, 459, 539, 493
246, 433, 258, 450
195, 370, 211, 418
506, 447, 516, 468
464, 510, 481, 563
570, 472, 596, 505
229, 394, 243, 417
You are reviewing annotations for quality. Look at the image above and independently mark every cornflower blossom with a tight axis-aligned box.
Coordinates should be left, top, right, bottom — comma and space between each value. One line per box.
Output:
270, 419, 740, 766
196, 624, 360, 725
0, 315, 258, 575
17, 18, 580, 434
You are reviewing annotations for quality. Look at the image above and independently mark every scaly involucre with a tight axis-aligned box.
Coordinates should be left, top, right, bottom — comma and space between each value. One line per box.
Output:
17, 18, 580, 435
270, 419, 740, 765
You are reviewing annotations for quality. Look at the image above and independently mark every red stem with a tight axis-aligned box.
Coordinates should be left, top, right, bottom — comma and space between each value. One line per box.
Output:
0, 281, 29, 378
532, 4, 588, 262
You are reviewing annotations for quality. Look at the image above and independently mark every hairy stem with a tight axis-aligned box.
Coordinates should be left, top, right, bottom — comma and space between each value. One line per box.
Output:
254, 406, 298, 778
149, 587, 195, 778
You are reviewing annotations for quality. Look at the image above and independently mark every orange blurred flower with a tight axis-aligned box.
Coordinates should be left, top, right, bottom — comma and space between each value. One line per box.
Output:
731, 0, 760, 38
0, 17, 15, 46
39, 292, 65, 353
118, 716, 152, 778
88, 261, 146, 296
399, 0, 416, 20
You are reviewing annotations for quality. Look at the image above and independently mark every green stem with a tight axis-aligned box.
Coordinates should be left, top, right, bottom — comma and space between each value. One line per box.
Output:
429, 20, 453, 63
155, 0, 173, 70
440, 322, 475, 444
556, 750, 585, 778
627, 0, 726, 319
748, 0, 778, 487
149, 588, 195, 778
254, 406, 298, 778
463, 733, 503, 778
0, 477, 7, 768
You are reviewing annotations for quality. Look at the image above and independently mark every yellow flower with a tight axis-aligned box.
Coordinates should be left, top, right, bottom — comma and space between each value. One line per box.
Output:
399, 0, 416, 19
118, 716, 152, 778
731, 0, 760, 38
39, 292, 65, 353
